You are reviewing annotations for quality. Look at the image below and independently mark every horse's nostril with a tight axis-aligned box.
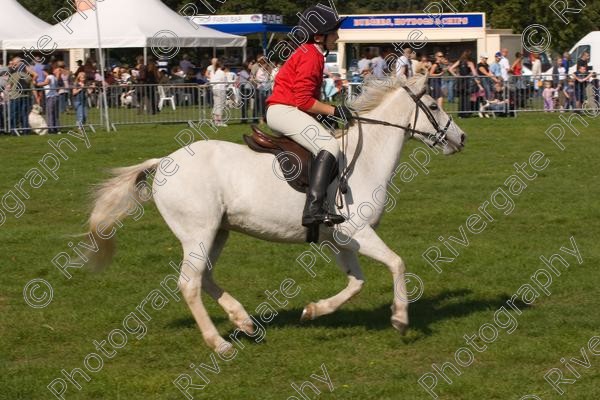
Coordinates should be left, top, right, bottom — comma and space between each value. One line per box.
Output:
460, 134, 466, 144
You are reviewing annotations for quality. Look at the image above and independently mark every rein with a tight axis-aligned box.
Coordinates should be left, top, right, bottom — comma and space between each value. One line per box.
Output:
354, 86, 452, 147
335, 85, 452, 211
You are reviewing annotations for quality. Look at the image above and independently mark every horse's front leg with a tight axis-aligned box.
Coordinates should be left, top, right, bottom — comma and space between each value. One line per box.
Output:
301, 248, 364, 321
352, 226, 410, 334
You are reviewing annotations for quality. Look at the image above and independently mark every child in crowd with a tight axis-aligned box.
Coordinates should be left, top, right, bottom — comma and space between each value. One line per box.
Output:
542, 81, 556, 112
72, 72, 88, 127
563, 78, 576, 110
555, 83, 563, 111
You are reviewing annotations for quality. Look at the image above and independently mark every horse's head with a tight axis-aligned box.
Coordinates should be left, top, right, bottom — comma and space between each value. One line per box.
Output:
400, 75, 466, 155
350, 75, 466, 155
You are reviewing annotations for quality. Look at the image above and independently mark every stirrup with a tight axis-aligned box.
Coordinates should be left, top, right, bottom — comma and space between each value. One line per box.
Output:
323, 213, 345, 227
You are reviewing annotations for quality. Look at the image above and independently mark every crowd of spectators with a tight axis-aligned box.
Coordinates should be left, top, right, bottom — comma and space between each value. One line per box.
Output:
206, 54, 283, 127
0, 51, 285, 134
352, 46, 599, 117
2, 46, 598, 135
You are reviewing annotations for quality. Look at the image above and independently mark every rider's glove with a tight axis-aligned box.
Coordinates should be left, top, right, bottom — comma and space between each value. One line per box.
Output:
333, 105, 355, 125
317, 114, 339, 131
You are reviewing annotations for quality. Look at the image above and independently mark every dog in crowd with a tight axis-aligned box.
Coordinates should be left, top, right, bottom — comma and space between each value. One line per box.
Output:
29, 104, 48, 135
121, 89, 136, 108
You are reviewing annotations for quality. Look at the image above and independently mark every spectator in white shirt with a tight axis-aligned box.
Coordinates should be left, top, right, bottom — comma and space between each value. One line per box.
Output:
357, 49, 372, 76
498, 49, 510, 82
551, 55, 567, 88
371, 46, 392, 78
210, 61, 227, 127
396, 47, 414, 78
205, 57, 219, 81
254, 57, 272, 122
271, 61, 283, 80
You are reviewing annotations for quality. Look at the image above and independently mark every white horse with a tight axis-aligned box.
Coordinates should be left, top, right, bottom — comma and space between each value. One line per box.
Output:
84, 75, 466, 353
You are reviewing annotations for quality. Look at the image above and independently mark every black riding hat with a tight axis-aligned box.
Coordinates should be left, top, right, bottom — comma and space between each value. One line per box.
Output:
298, 5, 345, 36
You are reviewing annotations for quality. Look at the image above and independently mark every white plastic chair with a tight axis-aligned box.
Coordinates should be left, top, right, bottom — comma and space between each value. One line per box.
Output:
158, 85, 176, 111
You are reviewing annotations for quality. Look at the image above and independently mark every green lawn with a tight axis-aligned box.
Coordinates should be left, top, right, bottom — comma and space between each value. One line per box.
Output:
1, 113, 599, 400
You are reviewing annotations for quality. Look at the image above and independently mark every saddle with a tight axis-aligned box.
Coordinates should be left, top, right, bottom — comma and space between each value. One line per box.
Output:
244, 125, 342, 243
244, 125, 336, 193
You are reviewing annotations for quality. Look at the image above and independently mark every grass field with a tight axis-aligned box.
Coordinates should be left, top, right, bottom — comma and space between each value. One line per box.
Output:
1, 113, 600, 400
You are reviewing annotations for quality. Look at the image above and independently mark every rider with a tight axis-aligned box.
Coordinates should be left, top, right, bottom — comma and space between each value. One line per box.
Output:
266, 5, 353, 229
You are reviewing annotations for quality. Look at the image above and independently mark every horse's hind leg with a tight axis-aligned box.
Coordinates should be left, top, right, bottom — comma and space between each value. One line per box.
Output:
200, 230, 255, 334
178, 229, 232, 353
301, 248, 365, 321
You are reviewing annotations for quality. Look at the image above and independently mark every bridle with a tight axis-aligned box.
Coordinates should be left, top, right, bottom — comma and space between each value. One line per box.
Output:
336, 85, 454, 209
352, 85, 453, 148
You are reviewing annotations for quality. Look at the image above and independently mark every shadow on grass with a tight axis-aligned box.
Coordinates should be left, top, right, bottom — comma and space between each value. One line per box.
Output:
167, 289, 530, 344
167, 315, 228, 329
272, 289, 530, 335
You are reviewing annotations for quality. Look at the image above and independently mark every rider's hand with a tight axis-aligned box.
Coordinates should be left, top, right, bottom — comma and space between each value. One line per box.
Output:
333, 105, 355, 125
316, 114, 338, 130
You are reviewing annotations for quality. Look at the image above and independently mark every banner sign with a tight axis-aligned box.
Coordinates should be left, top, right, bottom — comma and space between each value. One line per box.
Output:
193, 14, 283, 25
341, 14, 484, 29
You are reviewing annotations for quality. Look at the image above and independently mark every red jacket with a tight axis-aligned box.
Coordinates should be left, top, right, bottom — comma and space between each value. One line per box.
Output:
266, 44, 324, 111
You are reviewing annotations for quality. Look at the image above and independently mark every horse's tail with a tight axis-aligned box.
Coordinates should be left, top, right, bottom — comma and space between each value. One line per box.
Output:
85, 158, 162, 271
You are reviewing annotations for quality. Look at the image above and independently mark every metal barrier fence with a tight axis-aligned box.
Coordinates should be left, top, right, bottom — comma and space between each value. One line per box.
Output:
106, 84, 205, 126
103, 82, 273, 127
347, 73, 600, 117
0, 82, 273, 134
0, 85, 103, 135
1, 74, 598, 135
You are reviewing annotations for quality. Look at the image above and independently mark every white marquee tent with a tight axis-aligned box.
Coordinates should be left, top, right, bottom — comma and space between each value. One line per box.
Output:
0, 0, 51, 40
0, 0, 52, 63
1, 0, 246, 51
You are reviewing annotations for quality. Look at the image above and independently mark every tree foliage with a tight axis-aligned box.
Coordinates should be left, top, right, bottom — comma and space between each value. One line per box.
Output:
16, 0, 600, 52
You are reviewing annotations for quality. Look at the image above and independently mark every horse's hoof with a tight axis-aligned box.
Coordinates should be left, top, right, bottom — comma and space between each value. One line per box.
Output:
234, 317, 255, 335
391, 317, 408, 336
240, 321, 255, 335
301, 303, 317, 321
214, 340, 234, 355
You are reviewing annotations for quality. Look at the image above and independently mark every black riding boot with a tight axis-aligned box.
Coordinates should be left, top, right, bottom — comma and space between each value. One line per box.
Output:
302, 150, 345, 228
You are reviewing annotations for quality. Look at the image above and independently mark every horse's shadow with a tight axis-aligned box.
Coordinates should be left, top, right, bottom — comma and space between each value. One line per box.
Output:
168, 288, 530, 343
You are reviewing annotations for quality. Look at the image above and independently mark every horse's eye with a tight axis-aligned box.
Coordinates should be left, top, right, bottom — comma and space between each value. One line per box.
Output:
429, 103, 439, 110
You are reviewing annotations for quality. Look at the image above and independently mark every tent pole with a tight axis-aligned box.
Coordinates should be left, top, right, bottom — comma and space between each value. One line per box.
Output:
242, 46, 247, 63
262, 31, 268, 54
266, 32, 276, 49
143, 47, 148, 64
213, 47, 216, 58
2, 50, 7, 66
94, 1, 111, 132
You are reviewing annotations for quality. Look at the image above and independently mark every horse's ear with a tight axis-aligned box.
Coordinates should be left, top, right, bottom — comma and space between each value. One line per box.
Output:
396, 74, 407, 87
413, 74, 428, 92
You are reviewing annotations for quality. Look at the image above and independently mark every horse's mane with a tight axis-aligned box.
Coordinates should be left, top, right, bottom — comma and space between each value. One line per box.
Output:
349, 74, 425, 114
332, 75, 425, 138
